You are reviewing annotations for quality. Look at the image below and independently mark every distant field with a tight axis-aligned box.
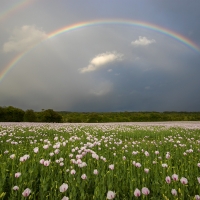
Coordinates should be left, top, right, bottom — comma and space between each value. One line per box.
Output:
0, 122, 200, 199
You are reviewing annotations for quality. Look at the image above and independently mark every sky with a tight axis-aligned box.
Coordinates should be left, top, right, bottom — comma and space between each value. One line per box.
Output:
0, 0, 200, 112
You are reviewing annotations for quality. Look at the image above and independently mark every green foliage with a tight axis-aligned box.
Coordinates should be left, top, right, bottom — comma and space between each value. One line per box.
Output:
24, 109, 37, 122
1, 106, 200, 123
1, 124, 200, 199
0, 106, 25, 122
39, 109, 62, 123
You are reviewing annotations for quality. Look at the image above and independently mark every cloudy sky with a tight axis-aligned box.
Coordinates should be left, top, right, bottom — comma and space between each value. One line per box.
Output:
0, 0, 200, 112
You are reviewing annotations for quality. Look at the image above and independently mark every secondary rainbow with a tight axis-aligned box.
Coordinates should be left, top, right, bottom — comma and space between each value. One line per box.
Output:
1, 19, 200, 82
0, 0, 35, 23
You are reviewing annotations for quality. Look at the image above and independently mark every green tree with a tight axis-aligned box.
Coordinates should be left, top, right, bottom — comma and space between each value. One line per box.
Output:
40, 109, 62, 123
0, 106, 6, 121
4, 106, 25, 122
24, 109, 37, 122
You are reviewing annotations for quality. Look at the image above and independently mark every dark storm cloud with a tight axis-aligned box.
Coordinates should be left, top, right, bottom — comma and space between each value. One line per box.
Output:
0, 0, 200, 111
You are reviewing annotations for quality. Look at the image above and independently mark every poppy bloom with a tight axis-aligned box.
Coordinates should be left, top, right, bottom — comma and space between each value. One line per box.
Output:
142, 187, 150, 195
107, 191, 115, 199
81, 174, 87, 180
10, 154, 15, 159
70, 169, 76, 175
165, 176, 171, 184
134, 188, 141, 197
197, 177, 200, 184
62, 196, 69, 200
33, 147, 39, 153
44, 160, 51, 166
172, 174, 178, 181
22, 188, 31, 197
15, 172, 21, 178
13, 186, 19, 191
180, 177, 188, 185
195, 195, 200, 200
59, 183, 68, 192
109, 164, 114, 170
162, 163, 168, 168
135, 163, 141, 168
171, 189, 177, 196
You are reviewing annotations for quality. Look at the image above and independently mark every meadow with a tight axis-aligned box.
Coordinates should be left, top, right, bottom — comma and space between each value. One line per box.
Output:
0, 122, 200, 199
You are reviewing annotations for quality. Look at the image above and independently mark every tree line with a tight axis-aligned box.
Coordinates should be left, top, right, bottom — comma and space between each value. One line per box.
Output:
1, 106, 200, 123
0, 106, 62, 122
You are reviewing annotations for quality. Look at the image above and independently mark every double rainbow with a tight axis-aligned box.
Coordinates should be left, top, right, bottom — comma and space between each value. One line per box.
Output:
0, 19, 200, 82
0, 0, 35, 23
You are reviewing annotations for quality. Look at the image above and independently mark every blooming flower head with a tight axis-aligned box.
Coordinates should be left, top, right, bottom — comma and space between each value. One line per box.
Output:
144, 151, 149, 156
195, 195, 200, 200
62, 196, 69, 200
135, 162, 141, 168
93, 169, 98, 175
144, 168, 149, 173
166, 153, 170, 159
10, 154, 15, 159
134, 188, 141, 197
180, 177, 188, 185
155, 151, 159, 155
15, 172, 21, 178
43, 145, 49, 149
20, 155, 30, 162
40, 159, 45, 164
162, 163, 168, 168
44, 160, 51, 166
142, 187, 150, 195
54, 149, 60, 154
81, 174, 87, 180
172, 174, 178, 181
49, 152, 54, 156
107, 191, 116, 199
22, 188, 31, 197
59, 183, 68, 192
165, 176, 171, 184
70, 169, 76, 175
13, 186, 19, 191
33, 147, 39, 153
197, 177, 200, 184
109, 164, 114, 170
171, 189, 177, 196
197, 163, 200, 168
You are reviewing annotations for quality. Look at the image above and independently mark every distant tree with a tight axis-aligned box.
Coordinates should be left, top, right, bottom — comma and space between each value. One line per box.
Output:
87, 113, 103, 123
0, 106, 6, 121
40, 109, 62, 123
4, 106, 25, 122
24, 109, 37, 122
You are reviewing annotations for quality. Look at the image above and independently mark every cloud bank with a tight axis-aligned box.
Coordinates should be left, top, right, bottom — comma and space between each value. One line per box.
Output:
3, 25, 47, 53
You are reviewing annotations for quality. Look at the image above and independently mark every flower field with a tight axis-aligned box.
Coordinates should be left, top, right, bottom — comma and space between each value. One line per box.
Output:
0, 122, 200, 199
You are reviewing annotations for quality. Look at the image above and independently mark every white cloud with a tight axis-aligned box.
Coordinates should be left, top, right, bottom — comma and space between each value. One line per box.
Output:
3, 25, 47, 53
131, 36, 155, 46
80, 51, 123, 73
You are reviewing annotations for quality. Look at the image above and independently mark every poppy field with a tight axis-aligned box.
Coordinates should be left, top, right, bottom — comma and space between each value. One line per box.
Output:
0, 122, 200, 199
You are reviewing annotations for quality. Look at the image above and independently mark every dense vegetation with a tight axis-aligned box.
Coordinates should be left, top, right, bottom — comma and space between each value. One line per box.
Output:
0, 106, 200, 122
1, 123, 200, 199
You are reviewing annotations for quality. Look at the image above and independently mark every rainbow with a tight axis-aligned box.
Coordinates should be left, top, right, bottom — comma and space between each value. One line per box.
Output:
1, 19, 200, 82
0, 0, 35, 23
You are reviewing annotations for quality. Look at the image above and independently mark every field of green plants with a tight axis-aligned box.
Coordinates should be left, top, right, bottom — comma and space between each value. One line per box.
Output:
0, 122, 200, 199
